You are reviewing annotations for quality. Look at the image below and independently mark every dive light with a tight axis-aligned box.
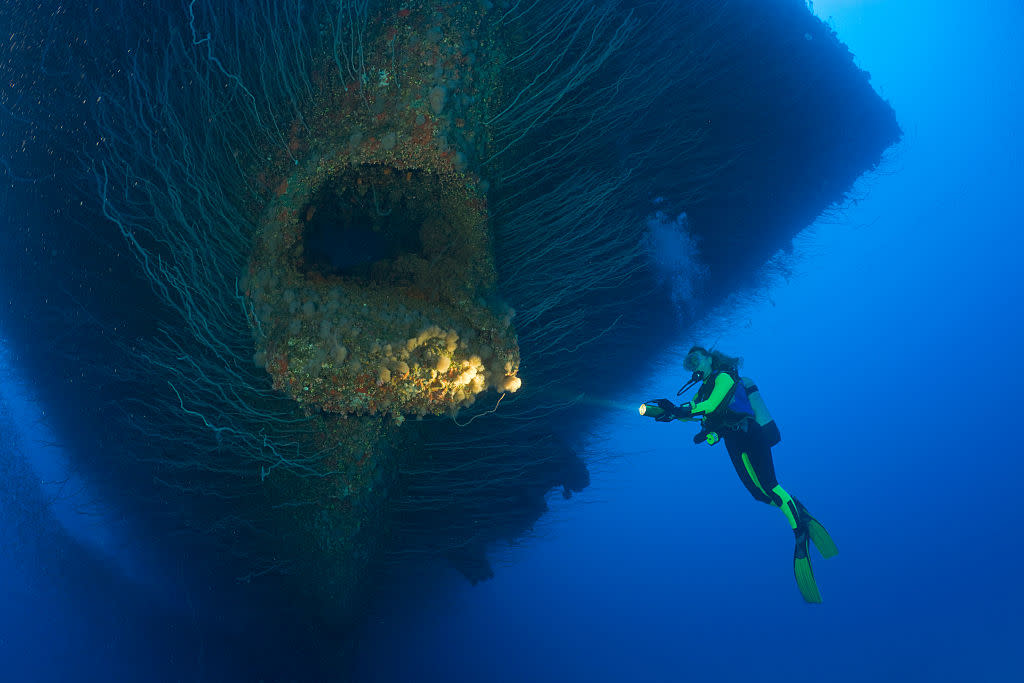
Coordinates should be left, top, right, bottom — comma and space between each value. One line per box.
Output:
638, 401, 667, 419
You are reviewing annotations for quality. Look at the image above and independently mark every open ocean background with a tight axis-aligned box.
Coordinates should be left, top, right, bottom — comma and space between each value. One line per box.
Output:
2, 1, 1021, 681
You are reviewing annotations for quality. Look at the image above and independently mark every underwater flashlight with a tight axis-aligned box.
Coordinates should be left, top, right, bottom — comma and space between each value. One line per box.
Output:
639, 401, 667, 419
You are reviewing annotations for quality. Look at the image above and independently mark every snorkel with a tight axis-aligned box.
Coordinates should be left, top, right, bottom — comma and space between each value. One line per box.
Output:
676, 369, 704, 396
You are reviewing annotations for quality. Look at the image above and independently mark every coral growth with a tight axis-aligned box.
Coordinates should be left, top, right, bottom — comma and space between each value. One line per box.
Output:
244, 1, 521, 419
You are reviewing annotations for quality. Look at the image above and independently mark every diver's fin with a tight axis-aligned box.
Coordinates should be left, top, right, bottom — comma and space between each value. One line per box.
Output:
807, 517, 838, 559
793, 539, 822, 603
795, 499, 838, 559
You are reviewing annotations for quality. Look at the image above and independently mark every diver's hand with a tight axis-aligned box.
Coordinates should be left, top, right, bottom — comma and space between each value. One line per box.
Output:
654, 398, 677, 422
654, 399, 693, 421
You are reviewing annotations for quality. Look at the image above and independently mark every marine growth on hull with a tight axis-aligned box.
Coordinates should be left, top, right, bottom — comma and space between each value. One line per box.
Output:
243, 1, 521, 420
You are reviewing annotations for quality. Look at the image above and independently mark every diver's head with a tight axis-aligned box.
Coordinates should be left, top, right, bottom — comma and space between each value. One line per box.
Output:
683, 345, 713, 380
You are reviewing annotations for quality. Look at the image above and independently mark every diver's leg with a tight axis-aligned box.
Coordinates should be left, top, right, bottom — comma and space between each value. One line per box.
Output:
758, 443, 838, 559
768, 478, 823, 602
724, 436, 773, 504
739, 443, 799, 529
769, 484, 800, 531
794, 499, 838, 559
744, 445, 823, 602
745, 448, 837, 558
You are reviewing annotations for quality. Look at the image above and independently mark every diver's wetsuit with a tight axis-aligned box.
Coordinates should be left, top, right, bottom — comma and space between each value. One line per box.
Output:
690, 371, 799, 525
686, 368, 836, 603
723, 426, 779, 505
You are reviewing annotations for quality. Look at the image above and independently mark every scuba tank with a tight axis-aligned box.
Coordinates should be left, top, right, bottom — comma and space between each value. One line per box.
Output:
741, 377, 781, 447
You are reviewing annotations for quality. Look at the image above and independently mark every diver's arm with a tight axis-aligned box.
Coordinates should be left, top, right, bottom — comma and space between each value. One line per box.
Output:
689, 373, 735, 416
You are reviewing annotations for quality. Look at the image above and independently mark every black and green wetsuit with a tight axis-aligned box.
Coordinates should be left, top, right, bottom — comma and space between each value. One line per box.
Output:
691, 370, 790, 511
689, 369, 836, 602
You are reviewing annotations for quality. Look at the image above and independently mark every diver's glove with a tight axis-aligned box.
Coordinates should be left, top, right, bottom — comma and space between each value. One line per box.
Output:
652, 398, 677, 422
653, 399, 692, 422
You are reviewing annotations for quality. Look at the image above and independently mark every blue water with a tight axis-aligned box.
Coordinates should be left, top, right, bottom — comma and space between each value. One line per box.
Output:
2, 1, 1022, 682
351, 3, 1024, 681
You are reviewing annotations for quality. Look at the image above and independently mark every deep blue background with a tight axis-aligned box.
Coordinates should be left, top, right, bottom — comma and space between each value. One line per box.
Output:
2, 1, 1022, 681
352, 2, 1024, 680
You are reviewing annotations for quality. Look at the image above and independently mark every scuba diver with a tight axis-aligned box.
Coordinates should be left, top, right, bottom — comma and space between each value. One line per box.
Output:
639, 346, 837, 603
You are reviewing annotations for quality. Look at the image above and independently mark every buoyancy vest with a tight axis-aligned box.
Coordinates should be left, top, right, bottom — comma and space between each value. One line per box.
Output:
695, 369, 754, 431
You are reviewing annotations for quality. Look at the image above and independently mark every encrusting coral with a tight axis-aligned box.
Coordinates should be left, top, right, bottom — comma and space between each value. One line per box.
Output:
242, 1, 521, 420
